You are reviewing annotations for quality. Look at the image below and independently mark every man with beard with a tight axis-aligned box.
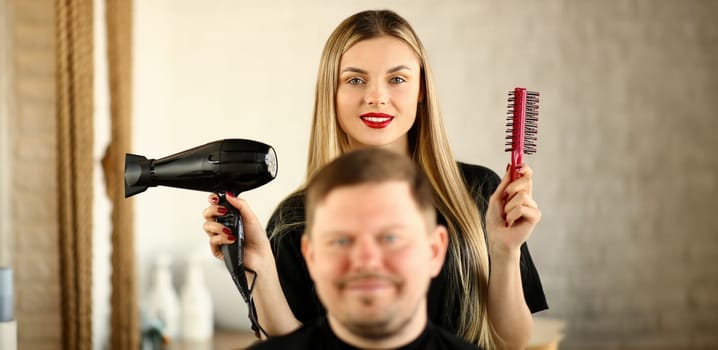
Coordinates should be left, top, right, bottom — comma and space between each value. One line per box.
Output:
246, 148, 482, 350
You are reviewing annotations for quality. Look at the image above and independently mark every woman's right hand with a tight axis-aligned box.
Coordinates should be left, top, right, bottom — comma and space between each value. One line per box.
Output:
202, 193, 273, 271
202, 193, 301, 336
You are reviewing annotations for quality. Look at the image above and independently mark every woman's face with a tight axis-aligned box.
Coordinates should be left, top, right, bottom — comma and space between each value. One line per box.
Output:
335, 36, 422, 154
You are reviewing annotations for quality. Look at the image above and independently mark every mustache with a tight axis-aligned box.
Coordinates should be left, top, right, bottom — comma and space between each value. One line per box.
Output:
336, 273, 402, 287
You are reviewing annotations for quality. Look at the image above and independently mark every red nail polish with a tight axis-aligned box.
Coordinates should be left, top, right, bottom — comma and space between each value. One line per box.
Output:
222, 227, 232, 235
211, 197, 218, 204
228, 235, 237, 241
217, 207, 227, 215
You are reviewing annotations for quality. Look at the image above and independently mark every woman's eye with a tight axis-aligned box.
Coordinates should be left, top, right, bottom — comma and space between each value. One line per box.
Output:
347, 77, 364, 85
389, 77, 406, 84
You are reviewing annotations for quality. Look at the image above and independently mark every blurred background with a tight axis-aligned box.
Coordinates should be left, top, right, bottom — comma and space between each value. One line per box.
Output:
2, 0, 717, 349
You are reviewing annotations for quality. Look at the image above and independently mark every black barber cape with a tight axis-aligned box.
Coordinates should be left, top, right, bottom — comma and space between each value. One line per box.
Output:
247, 317, 482, 350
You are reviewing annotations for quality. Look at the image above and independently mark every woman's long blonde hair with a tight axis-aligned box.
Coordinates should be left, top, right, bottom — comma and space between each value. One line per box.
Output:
279, 10, 499, 348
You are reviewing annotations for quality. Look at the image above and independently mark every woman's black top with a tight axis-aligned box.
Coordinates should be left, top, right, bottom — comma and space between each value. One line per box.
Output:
266, 162, 548, 334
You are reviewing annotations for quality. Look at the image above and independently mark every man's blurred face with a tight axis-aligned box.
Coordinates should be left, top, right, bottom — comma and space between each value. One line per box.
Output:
302, 181, 447, 340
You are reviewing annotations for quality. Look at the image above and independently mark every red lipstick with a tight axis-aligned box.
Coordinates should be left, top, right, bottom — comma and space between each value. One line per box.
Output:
360, 113, 394, 129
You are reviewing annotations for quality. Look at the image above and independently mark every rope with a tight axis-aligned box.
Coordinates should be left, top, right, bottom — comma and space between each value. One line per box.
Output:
55, 0, 94, 348
104, 0, 139, 348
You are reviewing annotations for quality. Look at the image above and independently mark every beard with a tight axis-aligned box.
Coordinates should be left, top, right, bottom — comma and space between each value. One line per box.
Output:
341, 312, 413, 340
334, 293, 421, 340
324, 272, 426, 340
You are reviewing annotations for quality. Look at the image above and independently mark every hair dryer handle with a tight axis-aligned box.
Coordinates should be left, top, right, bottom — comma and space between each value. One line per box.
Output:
216, 193, 251, 303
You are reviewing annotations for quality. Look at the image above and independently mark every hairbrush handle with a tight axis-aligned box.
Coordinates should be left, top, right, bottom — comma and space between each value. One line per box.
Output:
511, 88, 527, 181
506, 87, 539, 181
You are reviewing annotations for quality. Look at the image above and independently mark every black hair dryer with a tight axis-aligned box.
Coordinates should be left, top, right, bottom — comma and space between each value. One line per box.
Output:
124, 138, 278, 305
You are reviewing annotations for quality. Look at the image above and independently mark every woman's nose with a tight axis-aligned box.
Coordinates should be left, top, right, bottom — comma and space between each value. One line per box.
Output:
364, 83, 388, 106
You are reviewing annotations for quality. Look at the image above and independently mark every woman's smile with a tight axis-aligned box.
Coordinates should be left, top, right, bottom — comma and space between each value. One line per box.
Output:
360, 112, 394, 129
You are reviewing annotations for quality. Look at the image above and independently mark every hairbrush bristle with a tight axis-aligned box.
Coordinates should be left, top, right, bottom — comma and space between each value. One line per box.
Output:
505, 88, 539, 155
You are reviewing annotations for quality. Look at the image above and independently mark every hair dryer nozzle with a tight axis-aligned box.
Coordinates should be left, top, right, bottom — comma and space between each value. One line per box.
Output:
124, 153, 153, 197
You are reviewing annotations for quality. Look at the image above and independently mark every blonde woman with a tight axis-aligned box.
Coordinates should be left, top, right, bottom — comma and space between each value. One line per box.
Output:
202, 9, 546, 350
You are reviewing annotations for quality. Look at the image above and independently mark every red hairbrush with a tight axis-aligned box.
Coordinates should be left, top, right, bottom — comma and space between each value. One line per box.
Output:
505, 87, 539, 181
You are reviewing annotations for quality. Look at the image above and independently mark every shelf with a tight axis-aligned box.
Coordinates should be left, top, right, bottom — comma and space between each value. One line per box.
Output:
170, 330, 258, 350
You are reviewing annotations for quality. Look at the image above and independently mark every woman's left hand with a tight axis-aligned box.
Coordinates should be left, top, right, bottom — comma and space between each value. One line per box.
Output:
486, 163, 542, 257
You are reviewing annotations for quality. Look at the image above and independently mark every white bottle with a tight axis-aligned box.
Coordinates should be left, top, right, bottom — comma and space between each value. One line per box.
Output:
180, 254, 214, 342
146, 254, 180, 341
0, 267, 16, 350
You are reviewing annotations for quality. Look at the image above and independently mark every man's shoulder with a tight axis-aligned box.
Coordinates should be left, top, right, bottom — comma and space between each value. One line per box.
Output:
456, 161, 500, 206
271, 190, 306, 217
246, 320, 322, 350
428, 323, 483, 350
457, 161, 499, 186
266, 189, 307, 241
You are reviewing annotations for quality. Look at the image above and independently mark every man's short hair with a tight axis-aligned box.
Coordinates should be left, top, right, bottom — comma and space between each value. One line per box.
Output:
305, 148, 435, 233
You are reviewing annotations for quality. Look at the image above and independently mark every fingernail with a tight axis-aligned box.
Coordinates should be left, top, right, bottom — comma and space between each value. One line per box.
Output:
227, 235, 237, 242
217, 207, 228, 215
222, 227, 232, 235
211, 196, 218, 204
227, 191, 236, 198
